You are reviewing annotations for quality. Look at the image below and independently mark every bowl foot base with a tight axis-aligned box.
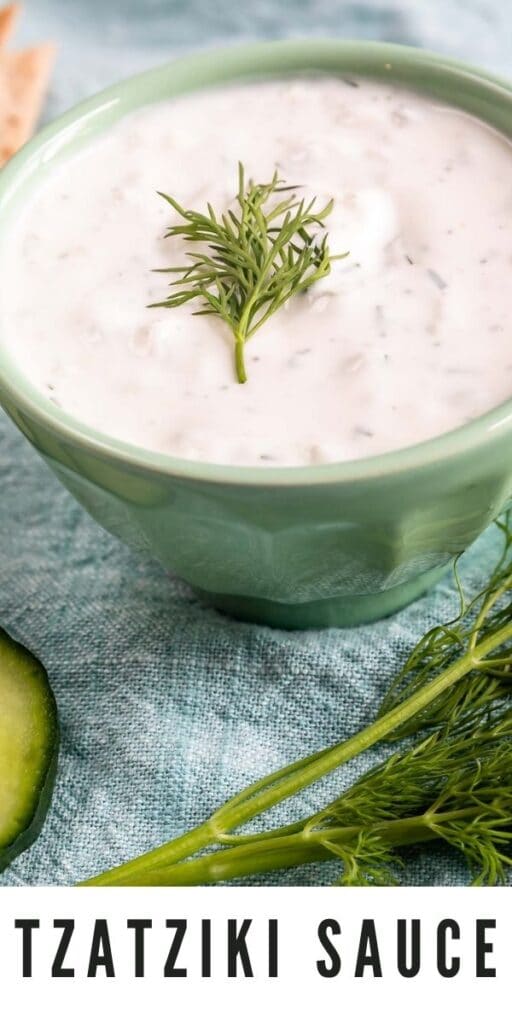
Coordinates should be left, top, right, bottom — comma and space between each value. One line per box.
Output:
195, 563, 450, 629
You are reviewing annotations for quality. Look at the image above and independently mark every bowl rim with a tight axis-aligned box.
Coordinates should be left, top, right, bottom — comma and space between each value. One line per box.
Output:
1, 36, 512, 487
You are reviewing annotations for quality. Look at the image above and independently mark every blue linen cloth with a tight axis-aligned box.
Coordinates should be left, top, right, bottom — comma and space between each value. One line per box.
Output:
1, 0, 509, 885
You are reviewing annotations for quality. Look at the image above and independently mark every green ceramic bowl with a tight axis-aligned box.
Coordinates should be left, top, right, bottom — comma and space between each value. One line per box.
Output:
1, 40, 512, 629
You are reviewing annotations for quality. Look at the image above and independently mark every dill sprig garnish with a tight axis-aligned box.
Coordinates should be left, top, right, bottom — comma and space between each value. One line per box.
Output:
82, 517, 512, 888
151, 163, 345, 382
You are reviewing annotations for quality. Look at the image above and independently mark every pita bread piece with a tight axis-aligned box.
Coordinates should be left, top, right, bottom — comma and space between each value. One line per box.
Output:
0, 4, 19, 49
0, 43, 55, 166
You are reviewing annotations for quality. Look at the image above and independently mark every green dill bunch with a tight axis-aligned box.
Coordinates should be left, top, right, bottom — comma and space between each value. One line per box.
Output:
81, 519, 512, 889
151, 163, 346, 382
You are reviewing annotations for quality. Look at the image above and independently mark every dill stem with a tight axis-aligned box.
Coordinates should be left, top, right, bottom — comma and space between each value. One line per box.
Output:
79, 820, 218, 887
81, 618, 512, 887
234, 331, 247, 384
88, 808, 478, 887
89, 833, 334, 887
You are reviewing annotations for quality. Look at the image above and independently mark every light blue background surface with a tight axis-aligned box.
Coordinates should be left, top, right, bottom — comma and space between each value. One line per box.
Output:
1, 0, 510, 885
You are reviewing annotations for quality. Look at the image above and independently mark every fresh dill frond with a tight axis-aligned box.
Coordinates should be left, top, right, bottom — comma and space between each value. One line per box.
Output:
378, 509, 512, 738
307, 713, 512, 885
325, 831, 404, 887
151, 162, 346, 382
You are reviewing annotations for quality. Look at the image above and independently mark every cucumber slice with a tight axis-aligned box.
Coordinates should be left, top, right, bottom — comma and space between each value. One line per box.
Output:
0, 627, 59, 871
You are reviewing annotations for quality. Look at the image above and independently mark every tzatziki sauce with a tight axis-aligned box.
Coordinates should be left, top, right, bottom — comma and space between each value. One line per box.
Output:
1, 76, 512, 466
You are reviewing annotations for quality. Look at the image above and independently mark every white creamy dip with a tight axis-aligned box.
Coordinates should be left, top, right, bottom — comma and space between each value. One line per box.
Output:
2, 76, 512, 466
